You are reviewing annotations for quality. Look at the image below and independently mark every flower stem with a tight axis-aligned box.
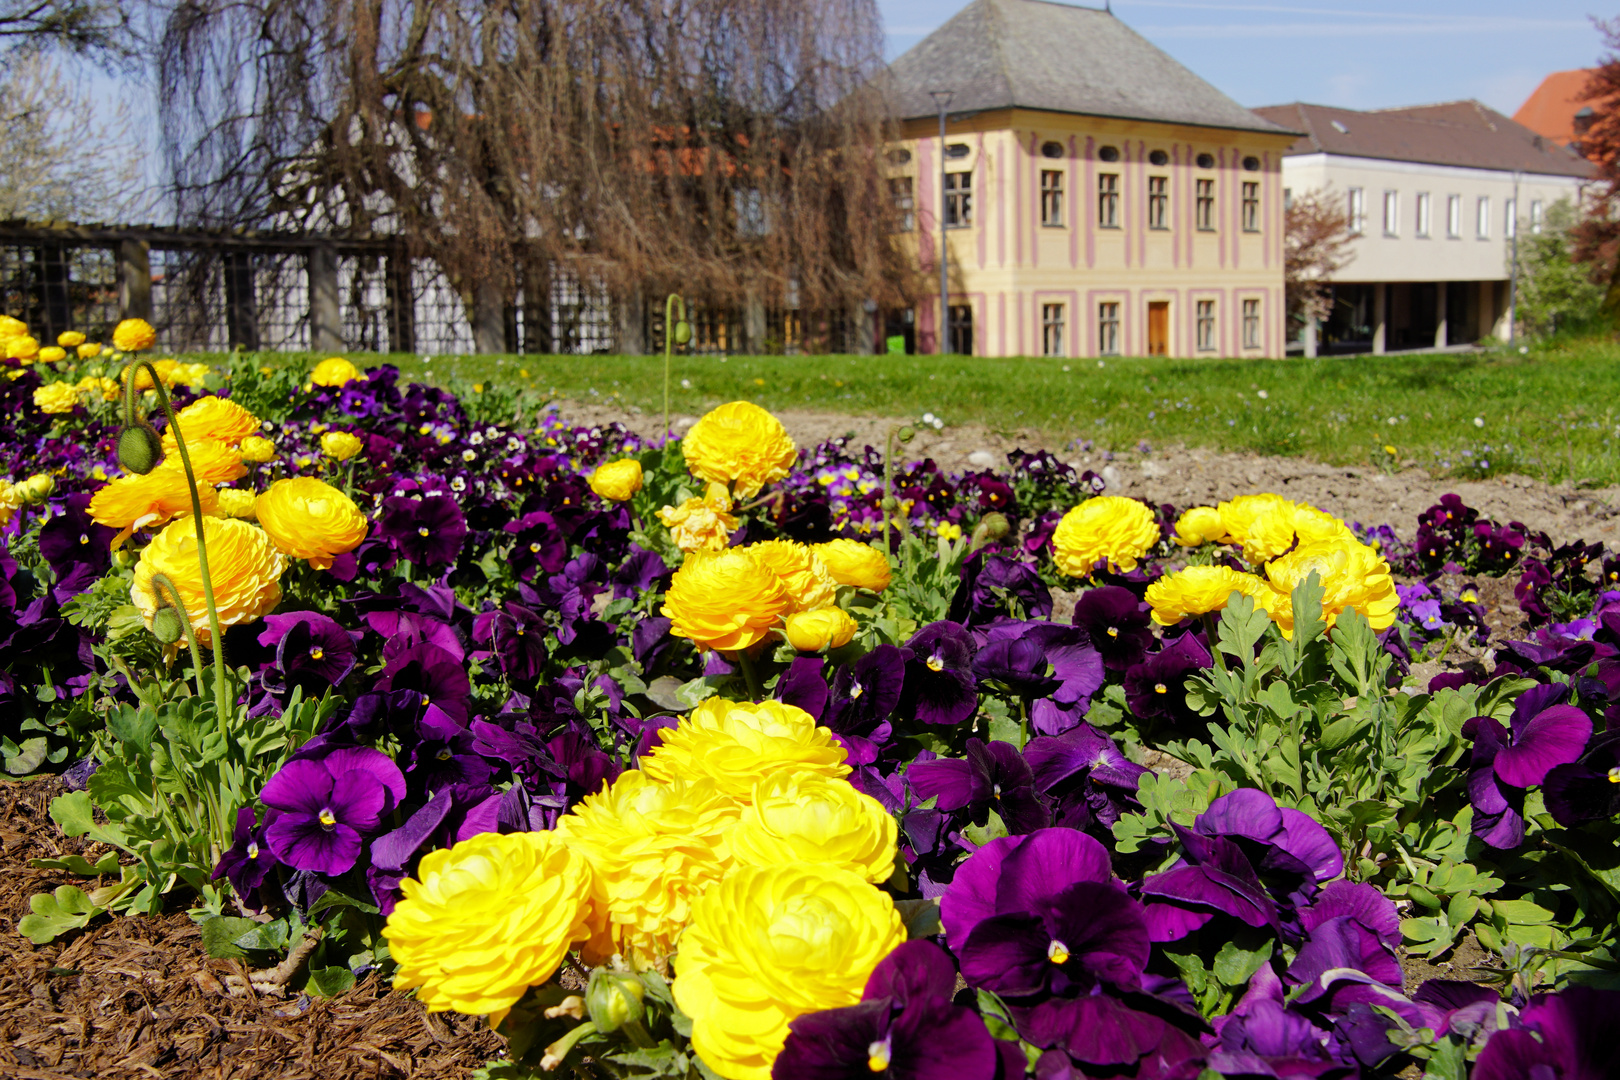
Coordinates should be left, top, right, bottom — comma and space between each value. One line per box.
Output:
149, 573, 206, 701
735, 649, 765, 701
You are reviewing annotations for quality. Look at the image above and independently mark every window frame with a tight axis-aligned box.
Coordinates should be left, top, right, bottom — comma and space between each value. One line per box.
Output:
1505, 197, 1517, 239
944, 170, 973, 229
1242, 298, 1260, 349
1347, 187, 1366, 235
888, 176, 915, 233
1097, 172, 1120, 229
1097, 301, 1120, 356
1195, 178, 1215, 231
1382, 189, 1400, 237
1476, 195, 1491, 239
1446, 194, 1461, 238
1196, 299, 1216, 351
1415, 192, 1431, 238
1040, 169, 1065, 227
1148, 175, 1169, 230
1041, 302, 1066, 357
1241, 180, 1260, 232
1530, 199, 1545, 234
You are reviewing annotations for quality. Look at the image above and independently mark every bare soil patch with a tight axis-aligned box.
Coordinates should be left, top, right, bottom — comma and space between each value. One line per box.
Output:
570, 402, 1620, 544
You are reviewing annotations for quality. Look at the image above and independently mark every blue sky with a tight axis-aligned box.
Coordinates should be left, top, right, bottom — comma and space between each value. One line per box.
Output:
878, 0, 1610, 115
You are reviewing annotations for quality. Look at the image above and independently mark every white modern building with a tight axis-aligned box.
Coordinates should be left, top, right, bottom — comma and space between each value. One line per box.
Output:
1252, 101, 1593, 354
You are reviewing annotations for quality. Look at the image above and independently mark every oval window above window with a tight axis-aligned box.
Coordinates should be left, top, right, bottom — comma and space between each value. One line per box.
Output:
944, 143, 971, 159
1097, 145, 1120, 163
1195, 152, 1215, 169
1149, 149, 1169, 166
1242, 155, 1261, 172
888, 148, 912, 166
1041, 140, 1064, 159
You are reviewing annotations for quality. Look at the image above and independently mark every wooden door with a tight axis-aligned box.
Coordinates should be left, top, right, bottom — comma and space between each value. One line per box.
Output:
1147, 301, 1169, 356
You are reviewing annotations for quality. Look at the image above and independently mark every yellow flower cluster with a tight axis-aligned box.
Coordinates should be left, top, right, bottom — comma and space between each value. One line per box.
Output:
662, 537, 874, 655
658, 483, 740, 553
1148, 494, 1396, 637
1051, 495, 1161, 577
383, 697, 902, 1080
682, 401, 796, 499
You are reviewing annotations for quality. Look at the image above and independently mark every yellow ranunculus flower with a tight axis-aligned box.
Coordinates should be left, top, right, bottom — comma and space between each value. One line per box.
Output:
57, 331, 85, 348
309, 356, 362, 387
32, 382, 80, 413
75, 375, 120, 401
130, 516, 285, 645
1264, 537, 1399, 636
811, 538, 892, 591
1051, 495, 1161, 577
730, 772, 896, 883
784, 607, 858, 652
0, 316, 26, 338
168, 440, 249, 486
747, 539, 836, 612
658, 483, 739, 552
661, 548, 790, 653
1172, 505, 1227, 548
640, 698, 849, 800
674, 864, 905, 1080
1292, 504, 1355, 547
161, 396, 261, 451
37, 345, 66, 363
588, 458, 644, 502
112, 318, 157, 352
240, 435, 277, 463
213, 487, 258, 520
89, 468, 220, 543
554, 770, 740, 961
0, 482, 20, 527
6, 334, 39, 361
682, 401, 797, 499
122, 358, 177, 391
76, 343, 101, 360
172, 362, 212, 388
385, 830, 604, 1022
255, 477, 369, 570
18, 473, 53, 503
1218, 493, 1298, 564
1144, 564, 1276, 626
319, 430, 363, 461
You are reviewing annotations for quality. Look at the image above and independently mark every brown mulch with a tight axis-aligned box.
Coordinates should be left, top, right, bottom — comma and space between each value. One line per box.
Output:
0, 778, 504, 1080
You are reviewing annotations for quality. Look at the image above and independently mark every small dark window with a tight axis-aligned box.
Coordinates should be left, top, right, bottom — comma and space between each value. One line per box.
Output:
1196, 152, 1215, 169
1242, 155, 1261, 172
1041, 140, 1064, 159
1149, 149, 1169, 166
944, 143, 971, 159
1098, 145, 1120, 163
888, 149, 912, 165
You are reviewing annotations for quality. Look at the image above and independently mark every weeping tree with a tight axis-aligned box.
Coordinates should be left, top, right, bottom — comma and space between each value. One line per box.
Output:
152, 0, 919, 352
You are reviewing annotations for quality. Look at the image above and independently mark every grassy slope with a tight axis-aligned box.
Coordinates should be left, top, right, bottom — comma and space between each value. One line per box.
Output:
253, 335, 1620, 485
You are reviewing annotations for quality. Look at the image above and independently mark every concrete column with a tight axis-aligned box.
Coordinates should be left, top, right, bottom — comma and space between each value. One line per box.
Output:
1434, 281, 1448, 350
308, 243, 344, 353
470, 280, 506, 354
616, 290, 645, 355
1371, 282, 1386, 355
743, 287, 766, 354
118, 238, 152, 321
1303, 315, 1318, 358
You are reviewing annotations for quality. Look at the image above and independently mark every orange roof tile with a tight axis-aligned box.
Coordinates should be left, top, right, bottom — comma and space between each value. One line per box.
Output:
1513, 69, 1597, 147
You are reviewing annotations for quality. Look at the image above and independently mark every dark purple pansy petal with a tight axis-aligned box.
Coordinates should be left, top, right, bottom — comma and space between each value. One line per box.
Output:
1543, 732, 1620, 826
777, 656, 830, 720
260, 758, 335, 815
327, 768, 389, 834
1494, 704, 1592, 788
1071, 585, 1154, 671
1123, 632, 1213, 728
265, 811, 363, 875
863, 940, 959, 1005
1301, 881, 1400, 950
1286, 916, 1402, 1004
940, 828, 1112, 947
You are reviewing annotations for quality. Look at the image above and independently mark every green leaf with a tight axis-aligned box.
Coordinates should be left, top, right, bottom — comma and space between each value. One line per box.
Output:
1212, 932, 1274, 988
894, 898, 942, 940
200, 915, 260, 959
1286, 570, 1327, 658
306, 889, 381, 919
1318, 714, 1372, 752
29, 851, 120, 877
48, 790, 97, 836
1491, 899, 1556, 925
1215, 593, 1271, 667
307, 965, 356, 997
18, 886, 107, 944
106, 705, 158, 752
233, 919, 293, 953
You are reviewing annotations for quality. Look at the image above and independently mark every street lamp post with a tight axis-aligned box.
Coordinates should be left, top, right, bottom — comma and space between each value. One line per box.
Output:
1508, 169, 1521, 347
929, 89, 954, 355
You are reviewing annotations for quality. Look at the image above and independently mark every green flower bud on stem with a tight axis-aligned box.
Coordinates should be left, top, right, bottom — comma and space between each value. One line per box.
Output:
585, 968, 646, 1033
969, 511, 1010, 552
117, 423, 162, 474
149, 606, 184, 645
674, 320, 692, 346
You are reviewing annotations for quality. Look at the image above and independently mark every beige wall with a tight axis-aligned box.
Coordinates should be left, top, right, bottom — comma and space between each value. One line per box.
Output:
1281, 153, 1586, 285
892, 108, 1295, 358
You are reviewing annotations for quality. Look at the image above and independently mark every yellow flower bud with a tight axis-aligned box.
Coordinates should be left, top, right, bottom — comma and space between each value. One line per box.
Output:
240, 435, 277, 463
320, 430, 363, 461
57, 331, 86, 348
784, 607, 858, 652
76, 342, 101, 360
811, 538, 892, 592
112, 318, 157, 353
37, 345, 66, 363
588, 458, 643, 502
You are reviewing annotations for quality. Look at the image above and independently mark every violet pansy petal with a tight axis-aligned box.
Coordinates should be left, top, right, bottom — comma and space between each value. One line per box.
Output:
863, 939, 960, 1004
259, 758, 335, 814
1140, 900, 1214, 942
1194, 787, 1284, 841
1494, 704, 1592, 788
328, 769, 389, 833
1274, 808, 1346, 883
371, 791, 454, 870
321, 745, 408, 803
907, 756, 985, 811
990, 827, 1115, 918
1301, 880, 1400, 949
266, 814, 363, 875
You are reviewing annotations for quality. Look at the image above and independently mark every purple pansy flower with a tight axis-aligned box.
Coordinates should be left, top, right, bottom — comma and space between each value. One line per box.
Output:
1543, 731, 1620, 826
1024, 722, 1148, 831
474, 601, 549, 682
376, 641, 473, 723
38, 494, 116, 602
1473, 987, 1620, 1080
1193, 788, 1344, 916
907, 738, 1051, 836
1071, 585, 1155, 672
1463, 683, 1592, 848
940, 828, 1116, 948
1020, 995, 1206, 1079
898, 622, 978, 726
378, 494, 468, 569
949, 552, 1052, 626
260, 747, 407, 876
1123, 632, 1213, 729
774, 941, 1002, 1080
258, 612, 363, 698
211, 806, 280, 904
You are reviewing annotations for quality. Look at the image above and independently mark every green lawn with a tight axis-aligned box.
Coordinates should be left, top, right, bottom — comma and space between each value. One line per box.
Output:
254, 336, 1620, 485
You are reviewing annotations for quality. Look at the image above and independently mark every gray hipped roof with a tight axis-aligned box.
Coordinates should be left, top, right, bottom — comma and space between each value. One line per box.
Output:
886, 0, 1294, 137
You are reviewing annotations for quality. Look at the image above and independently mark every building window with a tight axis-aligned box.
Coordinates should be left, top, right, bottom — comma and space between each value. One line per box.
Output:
1098, 302, 1120, 355
1098, 172, 1119, 228
889, 177, 914, 232
1382, 189, 1399, 236
1040, 140, 1064, 159
1042, 303, 1066, 356
1242, 298, 1260, 348
945, 171, 972, 228
1505, 197, 1517, 238
1098, 145, 1120, 163
1477, 196, 1491, 239
944, 143, 970, 160
1241, 181, 1259, 232
1040, 169, 1064, 226
1283, 186, 1293, 209
1415, 192, 1431, 238
1347, 187, 1365, 235
1531, 199, 1545, 233
1196, 299, 1216, 351
948, 304, 974, 355
1446, 194, 1461, 238
1196, 178, 1215, 230
735, 188, 770, 238
1148, 176, 1168, 229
